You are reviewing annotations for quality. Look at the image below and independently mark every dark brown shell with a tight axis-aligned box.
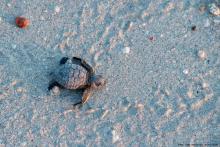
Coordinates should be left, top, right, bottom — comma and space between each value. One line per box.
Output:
52, 62, 89, 89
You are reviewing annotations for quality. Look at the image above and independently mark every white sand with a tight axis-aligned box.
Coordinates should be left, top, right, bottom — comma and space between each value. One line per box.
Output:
0, 0, 219, 146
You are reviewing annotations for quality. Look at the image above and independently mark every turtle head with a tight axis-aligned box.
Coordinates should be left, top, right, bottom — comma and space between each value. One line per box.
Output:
90, 75, 107, 90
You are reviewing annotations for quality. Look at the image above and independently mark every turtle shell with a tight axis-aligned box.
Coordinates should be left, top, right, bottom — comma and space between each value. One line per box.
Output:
52, 62, 89, 89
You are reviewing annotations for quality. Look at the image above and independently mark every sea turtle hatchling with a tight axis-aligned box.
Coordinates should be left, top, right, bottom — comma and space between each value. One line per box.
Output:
48, 57, 107, 106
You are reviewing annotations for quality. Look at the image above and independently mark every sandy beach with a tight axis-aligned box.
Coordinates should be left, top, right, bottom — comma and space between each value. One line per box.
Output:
0, 0, 219, 146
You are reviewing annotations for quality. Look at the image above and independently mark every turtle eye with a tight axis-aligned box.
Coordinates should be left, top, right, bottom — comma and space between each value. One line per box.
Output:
91, 75, 106, 89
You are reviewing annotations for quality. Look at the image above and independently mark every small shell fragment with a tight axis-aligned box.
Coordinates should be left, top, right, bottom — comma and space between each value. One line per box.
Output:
209, 3, 220, 16
15, 16, 30, 28
85, 108, 97, 115
112, 130, 120, 143
101, 109, 109, 119
187, 89, 193, 98
122, 47, 130, 54
136, 103, 144, 110
55, 6, 61, 13
94, 50, 103, 62
202, 82, 209, 89
11, 80, 18, 86
183, 69, 189, 75
63, 109, 73, 117
198, 50, 207, 60
7, 3, 11, 7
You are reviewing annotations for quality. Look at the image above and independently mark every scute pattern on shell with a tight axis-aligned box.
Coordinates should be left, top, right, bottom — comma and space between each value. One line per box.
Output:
53, 62, 88, 89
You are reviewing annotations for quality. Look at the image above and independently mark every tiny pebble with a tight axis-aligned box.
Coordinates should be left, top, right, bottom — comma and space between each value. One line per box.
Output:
7, 3, 11, 7
187, 89, 193, 98
164, 89, 170, 96
142, 23, 147, 27
94, 50, 103, 62
148, 36, 154, 41
21, 142, 27, 146
40, 16, 45, 21
112, 130, 120, 143
122, 47, 130, 54
121, 106, 130, 112
89, 46, 95, 54
179, 103, 187, 110
63, 109, 73, 117
191, 25, 196, 31
202, 82, 209, 89
171, 48, 176, 52
198, 50, 207, 60
55, 6, 61, 13
165, 108, 173, 117
63, 32, 75, 37
43, 9, 48, 13
11, 80, 18, 86
183, 34, 188, 38
183, 69, 189, 75
94, 62, 102, 69
59, 40, 67, 50
16, 87, 23, 93
136, 103, 144, 110
209, 3, 220, 16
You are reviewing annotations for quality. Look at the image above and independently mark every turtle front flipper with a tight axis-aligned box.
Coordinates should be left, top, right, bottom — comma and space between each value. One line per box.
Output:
73, 88, 93, 106
72, 57, 94, 75
60, 57, 69, 65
